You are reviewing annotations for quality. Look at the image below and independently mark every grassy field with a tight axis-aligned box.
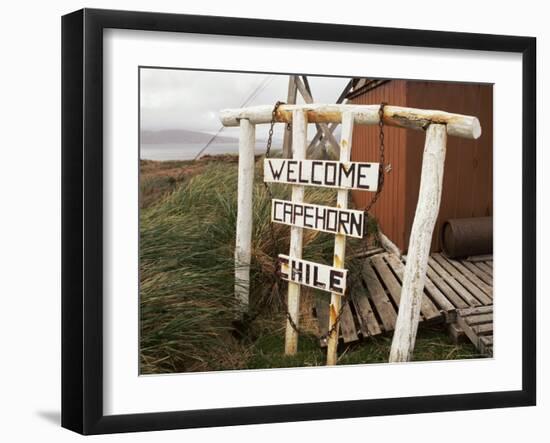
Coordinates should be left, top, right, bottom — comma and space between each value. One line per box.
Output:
139, 155, 481, 374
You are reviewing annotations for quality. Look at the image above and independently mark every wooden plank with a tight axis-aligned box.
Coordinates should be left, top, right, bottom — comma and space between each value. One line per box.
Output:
455, 305, 493, 356
472, 323, 493, 335
479, 336, 493, 356
456, 315, 480, 348
457, 305, 493, 317
466, 254, 493, 262
282, 76, 298, 158
461, 260, 493, 286
351, 284, 382, 337
428, 258, 478, 307
370, 255, 401, 307
431, 255, 492, 305
476, 262, 493, 276
438, 254, 493, 298
220, 104, 483, 140
484, 260, 493, 269
465, 313, 493, 326
339, 302, 359, 343
379, 254, 442, 320
362, 262, 397, 332
388, 253, 452, 314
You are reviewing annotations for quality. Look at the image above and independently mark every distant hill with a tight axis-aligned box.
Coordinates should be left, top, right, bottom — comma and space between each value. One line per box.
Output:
141, 129, 238, 144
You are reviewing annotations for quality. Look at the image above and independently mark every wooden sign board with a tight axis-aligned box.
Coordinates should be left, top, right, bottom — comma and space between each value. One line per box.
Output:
271, 199, 365, 238
264, 158, 379, 191
278, 254, 347, 295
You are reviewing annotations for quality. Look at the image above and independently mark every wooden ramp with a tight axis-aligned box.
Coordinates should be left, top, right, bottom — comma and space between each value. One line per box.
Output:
315, 251, 493, 352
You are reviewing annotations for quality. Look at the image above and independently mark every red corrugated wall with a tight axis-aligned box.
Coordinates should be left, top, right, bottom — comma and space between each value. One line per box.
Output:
351, 80, 493, 253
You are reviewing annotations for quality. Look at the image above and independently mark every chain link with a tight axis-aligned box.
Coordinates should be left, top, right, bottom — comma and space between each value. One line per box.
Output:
363, 102, 387, 215
260, 101, 387, 344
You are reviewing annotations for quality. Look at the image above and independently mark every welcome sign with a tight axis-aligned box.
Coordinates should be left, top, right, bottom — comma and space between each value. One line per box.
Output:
264, 158, 379, 190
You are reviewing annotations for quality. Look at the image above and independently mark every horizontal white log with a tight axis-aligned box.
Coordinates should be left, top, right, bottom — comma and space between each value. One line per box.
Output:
272, 199, 365, 238
264, 158, 379, 191
278, 254, 347, 295
220, 104, 481, 139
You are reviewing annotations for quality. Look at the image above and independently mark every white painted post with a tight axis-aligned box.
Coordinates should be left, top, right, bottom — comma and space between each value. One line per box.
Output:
284, 110, 307, 355
234, 119, 256, 310
389, 123, 447, 362
326, 111, 354, 366
282, 76, 298, 158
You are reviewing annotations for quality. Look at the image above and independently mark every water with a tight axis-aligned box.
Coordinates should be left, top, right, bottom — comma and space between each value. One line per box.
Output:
140, 142, 270, 161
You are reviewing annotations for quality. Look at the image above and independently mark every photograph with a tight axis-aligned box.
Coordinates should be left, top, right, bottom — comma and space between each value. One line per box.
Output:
139, 68, 494, 375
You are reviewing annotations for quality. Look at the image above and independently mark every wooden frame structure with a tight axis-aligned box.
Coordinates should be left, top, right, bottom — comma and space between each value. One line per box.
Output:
282, 75, 355, 159
221, 103, 481, 363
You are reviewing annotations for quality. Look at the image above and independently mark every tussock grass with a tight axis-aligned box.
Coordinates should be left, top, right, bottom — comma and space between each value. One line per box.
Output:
140, 157, 342, 373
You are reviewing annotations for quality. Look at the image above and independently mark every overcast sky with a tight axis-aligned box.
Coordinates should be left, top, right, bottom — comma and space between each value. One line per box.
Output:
140, 68, 351, 141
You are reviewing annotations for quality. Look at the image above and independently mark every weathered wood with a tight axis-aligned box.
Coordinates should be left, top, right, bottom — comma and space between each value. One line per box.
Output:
465, 313, 493, 326
340, 302, 359, 343
428, 258, 481, 307
379, 254, 442, 321
389, 124, 447, 363
282, 75, 298, 158
351, 281, 382, 337
396, 254, 457, 312
432, 254, 492, 305
456, 305, 493, 316
220, 104, 482, 140
327, 112, 354, 366
472, 323, 493, 335
234, 119, 255, 309
479, 337, 493, 357
348, 247, 384, 259
455, 305, 493, 356
466, 254, 494, 262
461, 260, 493, 286
284, 110, 307, 355
437, 254, 493, 298
476, 262, 493, 276
362, 262, 397, 332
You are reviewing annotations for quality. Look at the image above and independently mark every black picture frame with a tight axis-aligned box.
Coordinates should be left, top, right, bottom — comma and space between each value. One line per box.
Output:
61, 8, 537, 435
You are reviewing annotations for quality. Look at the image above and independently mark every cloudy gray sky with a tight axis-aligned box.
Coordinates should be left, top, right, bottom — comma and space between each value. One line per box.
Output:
140, 68, 351, 142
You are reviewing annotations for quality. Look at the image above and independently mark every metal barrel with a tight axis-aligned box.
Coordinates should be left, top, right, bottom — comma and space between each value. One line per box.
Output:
441, 216, 493, 259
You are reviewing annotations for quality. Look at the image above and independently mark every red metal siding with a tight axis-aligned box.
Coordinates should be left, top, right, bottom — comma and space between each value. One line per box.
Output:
351, 80, 409, 250
351, 80, 493, 253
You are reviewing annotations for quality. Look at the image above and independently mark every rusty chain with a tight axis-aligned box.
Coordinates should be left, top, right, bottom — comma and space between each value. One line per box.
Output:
261, 100, 387, 344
